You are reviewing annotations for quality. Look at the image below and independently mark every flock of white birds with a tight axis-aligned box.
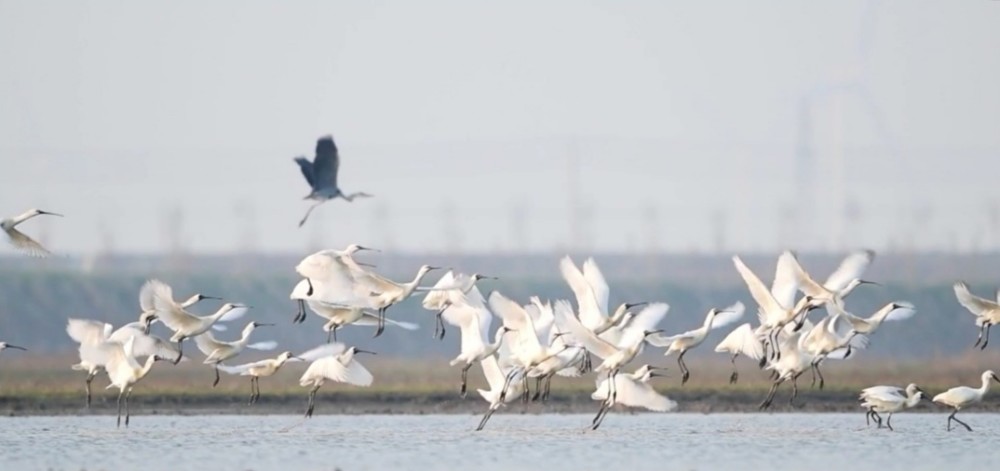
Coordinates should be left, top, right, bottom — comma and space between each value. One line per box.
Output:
2, 207, 999, 432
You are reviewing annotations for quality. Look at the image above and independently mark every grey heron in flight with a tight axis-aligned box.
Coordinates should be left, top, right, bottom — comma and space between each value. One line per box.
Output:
294, 135, 372, 227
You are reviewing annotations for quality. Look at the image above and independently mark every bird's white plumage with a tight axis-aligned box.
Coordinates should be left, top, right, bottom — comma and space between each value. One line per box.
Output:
714, 323, 764, 361
592, 368, 677, 412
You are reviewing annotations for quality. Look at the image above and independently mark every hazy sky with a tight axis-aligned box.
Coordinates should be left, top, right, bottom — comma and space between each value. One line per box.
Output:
1, 1, 998, 255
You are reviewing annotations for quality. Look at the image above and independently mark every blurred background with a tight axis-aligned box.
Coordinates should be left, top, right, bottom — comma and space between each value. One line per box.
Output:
0, 1, 998, 365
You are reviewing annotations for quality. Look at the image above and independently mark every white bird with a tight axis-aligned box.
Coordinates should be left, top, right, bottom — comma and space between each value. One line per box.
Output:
422, 270, 496, 339
647, 302, 744, 385
290, 244, 378, 323
590, 364, 677, 429
714, 323, 765, 384
785, 249, 878, 307
1, 208, 62, 257
474, 354, 525, 431
523, 298, 591, 402
732, 254, 817, 360
859, 383, 926, 430
294, 135, 373, 227
953, 282, 1000, 349
142, 279, 250, 363
757, 330, 815, 410
488, 291, 573, 402
559, 256, 646, 335
80, 336, 164, 427
825, 301, 915, 336
553, 299, 667, 429
932, 370, 1000, 431
219, 344, 342, 405
294, 252, 441, 337
139, 285, 221, 333
194, 321, 277, 387
299, 344, 376, 417
67, 318, 181, 407
288, 282, 418, 341
440, 289, 512, 397
799, 313, 868, 389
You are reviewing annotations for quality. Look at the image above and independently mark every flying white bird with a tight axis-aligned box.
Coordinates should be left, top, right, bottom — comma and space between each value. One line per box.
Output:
294, 252, 441, 337
591, 364, 677, 430
859, 383, 926, 430
825, 301, 915, 336
489, 291, 574, 402
559, 256, 646, 335
422, 270, 496, 339
290, 244, 378, 323
299, 344, 376, 417
714, 323, 765, 384
80, 336, 165, 427
294, 135, 373, 227
219, 344, 343, 405
647, 302, 744, 385
439, 287, 512, 397
1, 208, 62, 257
142, 279, 250, 363
932, 370, 999, 431
785, 249, 878, 307
194, 321, 276, 387
732, 254, 817, 360
474, 354, 526, 431
799, 313, 868, 389
758, 324, 860, 410
139, 284, 220, 333
553, 299, 666, 427
66, 318, 179, 408
953, 282, 1000, 349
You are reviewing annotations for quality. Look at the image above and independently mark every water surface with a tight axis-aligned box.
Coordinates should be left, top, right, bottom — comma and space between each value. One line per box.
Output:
2, 413, 997, 470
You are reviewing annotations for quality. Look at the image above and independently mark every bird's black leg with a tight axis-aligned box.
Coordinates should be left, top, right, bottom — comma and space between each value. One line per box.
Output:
816, 363, 825, 390
85, 372, 95, 409
116, 389, 124, 428
729, 354, 739, 384
531, 377, 543, 402
521, 374, 530, 404
173, 339, 184, 365
305, 385, 320, 418
434, 306, 448, 340
678, 350, 690, 385
789, 375, 799, 406
542, 373, 554, 402
212, 365, 220, 388
865, 409, 872, 427
974, 323, 985, 348
373, 307, 387, 338
124, 388, 132, 427
294, 299, 306, 324
248, 378, 256, 405
498, 369, 517, 402
759, 378, 781, 410
886, 413, 894, 431
476, 407, 497, 431
460, 363, 471, 398
950, 409, 972, 432
981, 324, 992, 350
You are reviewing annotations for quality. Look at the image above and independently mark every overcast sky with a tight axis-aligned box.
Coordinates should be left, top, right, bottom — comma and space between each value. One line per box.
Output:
1, 0, 998, 255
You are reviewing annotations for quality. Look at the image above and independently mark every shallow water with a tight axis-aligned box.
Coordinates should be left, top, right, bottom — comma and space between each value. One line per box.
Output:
2, 413, 998, 470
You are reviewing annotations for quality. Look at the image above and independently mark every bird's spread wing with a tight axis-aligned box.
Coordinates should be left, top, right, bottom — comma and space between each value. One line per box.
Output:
143, 279, 196, 332
218, 360, 270, 376
304, 355, 373, 387
784, 251, 827, 298
5, 227, 51, 257
193, 332, 227, 356
824, 249, 875, 292
108, 323, 179, 360
421, 270, 455, 310
355, 313, 420, 330
772, 251, 801, 309
582, 258, 610, 316
714, 323, 764, 360
297, 343, 347, 362
552, 299, 619, 359
860, 385, 905, 401
488, 291, 544, 356
294, 156, 315, 188
559, 256, 605, 331
311, 135, 340, 187
478, 354, 506, 391
66, 319, 112, 346
732, 256, 785, 325
954, 282, 995, 317
882, 302, 916, 322
593, 375, 677, 412
248, 341, 278, 351
617, 303, 669, 348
